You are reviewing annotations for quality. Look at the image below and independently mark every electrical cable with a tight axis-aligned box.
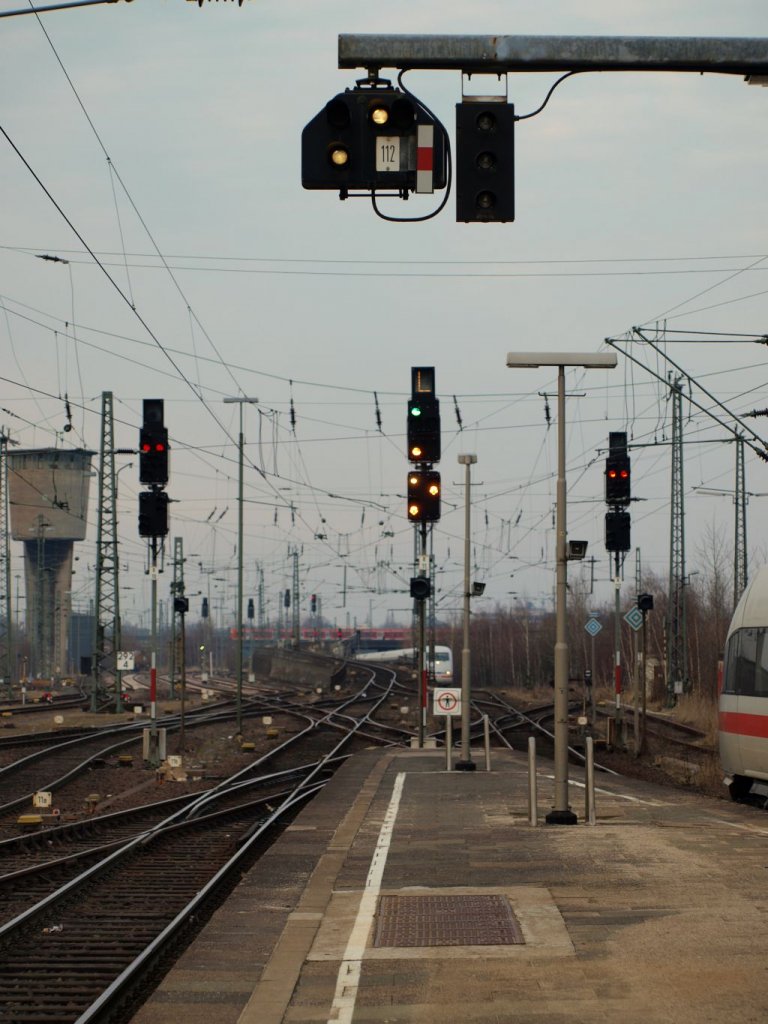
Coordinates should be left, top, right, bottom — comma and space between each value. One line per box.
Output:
6, 243, 767, 268
515, 71, 583, 120
371, 70, 452, 224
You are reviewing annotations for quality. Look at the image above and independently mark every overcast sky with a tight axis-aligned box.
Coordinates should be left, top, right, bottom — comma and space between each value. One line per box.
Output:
2, 0, 768, 634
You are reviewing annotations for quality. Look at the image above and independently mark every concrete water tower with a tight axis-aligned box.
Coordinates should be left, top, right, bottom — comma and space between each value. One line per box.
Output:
7, 448, 94, 680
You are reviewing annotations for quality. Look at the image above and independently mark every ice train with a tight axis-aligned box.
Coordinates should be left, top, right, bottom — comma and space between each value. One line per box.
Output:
719, 565, 768, 800
354, 645, 454, 682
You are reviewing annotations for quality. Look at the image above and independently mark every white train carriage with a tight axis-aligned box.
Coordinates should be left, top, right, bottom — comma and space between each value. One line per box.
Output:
719, 565, 768, 799
354, 645, 454, 682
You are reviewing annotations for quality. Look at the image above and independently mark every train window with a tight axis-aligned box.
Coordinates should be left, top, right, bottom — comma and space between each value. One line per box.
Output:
722, 635, 738, 694
757, 631, 768, 697
724, 627, 768, 697
737, 629, 758, 696
727, 628, 757, 695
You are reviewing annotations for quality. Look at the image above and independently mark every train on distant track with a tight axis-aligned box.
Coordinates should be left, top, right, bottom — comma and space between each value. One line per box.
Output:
719, 565, 768, 800
354, 645, 454, 682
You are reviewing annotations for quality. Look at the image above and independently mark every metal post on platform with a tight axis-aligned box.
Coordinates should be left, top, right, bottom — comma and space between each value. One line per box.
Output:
585, 735, 596, 825
483, 714, 491, 771
456, 453, 477, 771
445, 716, 452, 771
528, 736, 538, 826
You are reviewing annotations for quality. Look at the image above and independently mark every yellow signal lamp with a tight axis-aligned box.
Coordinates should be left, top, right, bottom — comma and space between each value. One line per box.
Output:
428, 483, 440, 497
370, 105, 389, 126
408, 503, 420, 518
329, 145, 349, 167
411, 445, 423, 459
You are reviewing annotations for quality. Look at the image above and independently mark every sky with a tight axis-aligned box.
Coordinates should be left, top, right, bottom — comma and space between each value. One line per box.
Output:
2, 0, 768, 635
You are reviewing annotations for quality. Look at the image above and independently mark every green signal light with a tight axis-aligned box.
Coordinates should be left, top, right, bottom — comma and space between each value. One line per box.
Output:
411, 406, 422, 417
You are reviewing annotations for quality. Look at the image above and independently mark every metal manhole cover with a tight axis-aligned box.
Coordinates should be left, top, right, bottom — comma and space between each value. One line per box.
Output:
373, 894, 525, 947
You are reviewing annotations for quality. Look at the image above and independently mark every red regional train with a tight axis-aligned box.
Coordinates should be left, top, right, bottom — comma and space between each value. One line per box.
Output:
719, 565, 768, 800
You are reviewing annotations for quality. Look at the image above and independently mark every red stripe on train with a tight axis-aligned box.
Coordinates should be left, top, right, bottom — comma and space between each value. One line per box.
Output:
719, 710, 768, 738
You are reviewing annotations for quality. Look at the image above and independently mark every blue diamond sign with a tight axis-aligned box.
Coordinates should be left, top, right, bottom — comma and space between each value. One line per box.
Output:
584, 618, 602, 637
624, 606, 644, 631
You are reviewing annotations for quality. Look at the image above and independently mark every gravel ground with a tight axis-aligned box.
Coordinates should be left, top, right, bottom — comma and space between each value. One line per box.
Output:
596, 746, 727, 801
2, 702, 303, 824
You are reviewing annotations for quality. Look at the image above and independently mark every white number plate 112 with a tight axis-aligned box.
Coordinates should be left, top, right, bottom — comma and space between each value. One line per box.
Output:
376, 136, 400, 172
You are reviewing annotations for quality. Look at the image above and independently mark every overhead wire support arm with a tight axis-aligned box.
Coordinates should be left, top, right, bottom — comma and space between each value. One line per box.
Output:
0, 0, 124, 18
338, 34, 768, 78
605, 336, 768, 462
631, 327, 768, 454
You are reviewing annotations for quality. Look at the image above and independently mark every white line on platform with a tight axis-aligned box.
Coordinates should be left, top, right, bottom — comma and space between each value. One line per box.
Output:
709, 817, 768, 836
542, 773, 666, 806
326, 771, 405, 1024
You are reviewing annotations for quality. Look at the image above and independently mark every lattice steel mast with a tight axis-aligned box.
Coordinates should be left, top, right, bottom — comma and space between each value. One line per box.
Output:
666, 376, 687, 705
0, 430, 14, 696
291, 547, 300, 647
256, 562, 265, 628
170, 536, 184, 695
92, 391, 121, 710
734, 434, 748, 608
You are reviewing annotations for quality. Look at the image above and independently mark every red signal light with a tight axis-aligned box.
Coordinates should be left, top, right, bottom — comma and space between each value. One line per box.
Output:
605, 454, 630, 506
139, 426, 168, 485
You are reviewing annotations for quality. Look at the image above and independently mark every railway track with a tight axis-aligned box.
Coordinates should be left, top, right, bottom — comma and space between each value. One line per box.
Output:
0, 693, 328, 828
0, 667, 400, 1023
0, 666, 726, 1023
0, 782, 319, 1023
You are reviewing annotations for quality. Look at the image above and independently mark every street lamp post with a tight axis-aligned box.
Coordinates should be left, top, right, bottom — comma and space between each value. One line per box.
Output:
506, 352, 617, 824
223, 397, 258, 736
456, 453, 477, 771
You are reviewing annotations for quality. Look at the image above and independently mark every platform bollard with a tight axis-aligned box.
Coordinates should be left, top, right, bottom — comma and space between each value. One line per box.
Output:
445, 717, 453, 771
528, 736, 538, 826
585, 734, 596, 825
483, 714, 491, 771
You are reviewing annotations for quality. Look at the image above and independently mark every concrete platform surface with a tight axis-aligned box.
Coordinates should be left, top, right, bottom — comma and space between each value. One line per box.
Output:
130, 748, 768, 1024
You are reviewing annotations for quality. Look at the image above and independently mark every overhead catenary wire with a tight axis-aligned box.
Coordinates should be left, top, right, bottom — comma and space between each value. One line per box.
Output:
606, 334, 768, 462
3, 18, 762, 615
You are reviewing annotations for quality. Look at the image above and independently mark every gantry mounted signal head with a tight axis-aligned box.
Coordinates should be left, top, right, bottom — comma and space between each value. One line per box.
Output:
455, 100, 516, 223
302, 86, 447, 197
